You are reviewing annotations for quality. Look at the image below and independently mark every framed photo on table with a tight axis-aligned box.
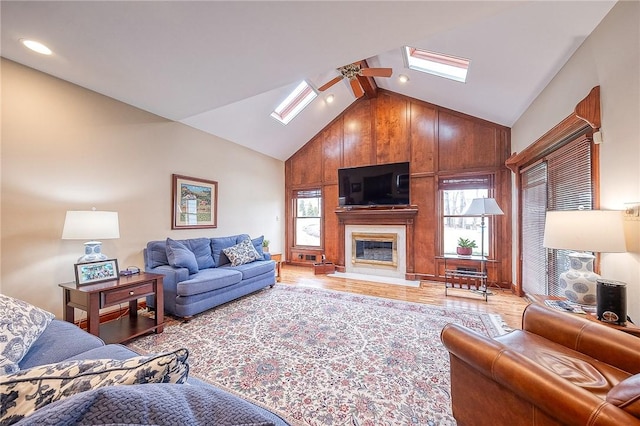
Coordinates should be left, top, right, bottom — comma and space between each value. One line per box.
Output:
172, 174, 218, 229
75, 259, 119, 286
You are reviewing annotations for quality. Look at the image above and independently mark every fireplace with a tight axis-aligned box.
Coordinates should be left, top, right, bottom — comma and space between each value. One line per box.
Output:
335, 206, 418, 280
352, 233, 397, 267
345, 225, 406, 279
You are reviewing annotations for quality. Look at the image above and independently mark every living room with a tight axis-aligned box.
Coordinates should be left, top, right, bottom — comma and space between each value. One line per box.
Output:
1, 1, 639, 425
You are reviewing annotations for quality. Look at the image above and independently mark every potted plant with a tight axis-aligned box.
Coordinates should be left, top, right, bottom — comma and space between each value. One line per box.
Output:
262, 239, 270, 253
456, 238, 477, 256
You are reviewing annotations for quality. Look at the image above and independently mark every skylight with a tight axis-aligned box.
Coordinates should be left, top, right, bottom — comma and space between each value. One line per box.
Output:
270, 81, 317, 125
403, 46, 470, 83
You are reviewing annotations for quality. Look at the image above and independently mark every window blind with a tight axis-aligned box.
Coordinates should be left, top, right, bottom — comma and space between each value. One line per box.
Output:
294, 189, 321, 199
521, 162, 548, 295
520, 136, 593, 297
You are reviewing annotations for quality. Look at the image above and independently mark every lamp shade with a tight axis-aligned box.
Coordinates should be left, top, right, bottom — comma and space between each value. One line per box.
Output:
61, 211, 120, 240
463, 198, 505, 216
543, 210, 626, 253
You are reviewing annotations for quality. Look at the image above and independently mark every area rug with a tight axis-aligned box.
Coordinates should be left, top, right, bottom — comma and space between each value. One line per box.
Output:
128, 285, 508, 425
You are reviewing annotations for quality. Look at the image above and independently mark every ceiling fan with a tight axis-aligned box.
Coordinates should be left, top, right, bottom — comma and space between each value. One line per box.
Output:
318, 61, 392, 98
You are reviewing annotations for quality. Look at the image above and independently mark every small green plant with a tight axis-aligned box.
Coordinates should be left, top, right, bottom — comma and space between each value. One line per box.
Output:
262, 239, 270, 248
457, 237, 477, 249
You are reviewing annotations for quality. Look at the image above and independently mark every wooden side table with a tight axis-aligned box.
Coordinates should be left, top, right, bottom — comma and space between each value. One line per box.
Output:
528, 294, 640, 337
59, 273, 164, 344
270, 253, 282, 282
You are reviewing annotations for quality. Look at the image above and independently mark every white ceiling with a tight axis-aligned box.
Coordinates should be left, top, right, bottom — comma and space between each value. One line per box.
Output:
1, 1, 616, 161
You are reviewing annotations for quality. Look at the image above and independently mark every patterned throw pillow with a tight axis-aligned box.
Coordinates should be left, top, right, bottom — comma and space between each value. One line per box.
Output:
0, 294, 55, 375
0, 348, 189, 425
222, 238, 262, 267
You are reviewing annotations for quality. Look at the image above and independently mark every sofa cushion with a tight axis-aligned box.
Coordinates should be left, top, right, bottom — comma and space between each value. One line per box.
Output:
19, 320, 104, 370
223, 238, 262, 266
211, 235, 241, 267
0, 294, 55, 375
0, 348, 189, 424
176, 268, 243, 296
166, 238, 199, 274
15, 383, 277, 426
146, 240, 170, 268
607, 373, 640, 417
223, 260, 275, 280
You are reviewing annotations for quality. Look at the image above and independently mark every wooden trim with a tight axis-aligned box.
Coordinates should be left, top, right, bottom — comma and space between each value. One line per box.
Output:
505, 86, 600, 173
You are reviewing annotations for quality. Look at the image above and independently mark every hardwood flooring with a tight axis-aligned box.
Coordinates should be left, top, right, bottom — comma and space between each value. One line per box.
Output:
279, 264, 530, 330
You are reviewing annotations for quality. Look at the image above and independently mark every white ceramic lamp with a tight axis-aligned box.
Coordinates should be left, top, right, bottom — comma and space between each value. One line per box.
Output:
543, 210, 626, 305
62, 210, 120, 263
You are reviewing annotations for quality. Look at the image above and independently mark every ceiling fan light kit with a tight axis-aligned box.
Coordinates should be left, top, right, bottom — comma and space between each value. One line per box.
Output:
318, 61, 392, 99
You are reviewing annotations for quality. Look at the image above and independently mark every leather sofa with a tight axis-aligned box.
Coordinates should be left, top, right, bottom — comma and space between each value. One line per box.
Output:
441, 303, 640, 426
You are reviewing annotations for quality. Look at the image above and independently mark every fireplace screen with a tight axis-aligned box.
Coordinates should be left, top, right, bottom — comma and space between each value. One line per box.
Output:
351, 233, 398, 267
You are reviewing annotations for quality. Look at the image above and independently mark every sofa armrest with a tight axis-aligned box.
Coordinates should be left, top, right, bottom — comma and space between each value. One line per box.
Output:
441, 323, 640, 425
145, 264, 189, 292
522, 303, 640, 374
263, 252, 272, 261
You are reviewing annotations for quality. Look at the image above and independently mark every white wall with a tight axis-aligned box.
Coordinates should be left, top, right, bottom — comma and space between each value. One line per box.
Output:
511, 1, 640, 321
1, 59, 285, 317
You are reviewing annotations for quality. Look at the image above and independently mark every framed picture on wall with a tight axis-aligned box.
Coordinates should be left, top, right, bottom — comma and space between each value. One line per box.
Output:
172, 174, 218, 229
75, 259, 119, 286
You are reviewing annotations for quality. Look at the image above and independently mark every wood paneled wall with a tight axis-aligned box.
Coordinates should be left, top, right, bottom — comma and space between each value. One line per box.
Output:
285, 89, 513, 286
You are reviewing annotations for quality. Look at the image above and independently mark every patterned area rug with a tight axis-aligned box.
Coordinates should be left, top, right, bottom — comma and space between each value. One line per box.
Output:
128, 285, 507, 425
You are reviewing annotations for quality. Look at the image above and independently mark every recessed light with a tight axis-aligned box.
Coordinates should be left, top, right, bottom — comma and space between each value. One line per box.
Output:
325, 94, 335, 104
398, 74, 410, 83
20, 39, 52, 55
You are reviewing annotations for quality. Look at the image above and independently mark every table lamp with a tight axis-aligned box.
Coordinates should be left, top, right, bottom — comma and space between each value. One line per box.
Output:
62, 210, 120, 263
542, 210, 626, 305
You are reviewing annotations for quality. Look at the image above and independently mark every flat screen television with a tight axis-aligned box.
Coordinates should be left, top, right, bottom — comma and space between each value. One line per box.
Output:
338, 162, 410, 206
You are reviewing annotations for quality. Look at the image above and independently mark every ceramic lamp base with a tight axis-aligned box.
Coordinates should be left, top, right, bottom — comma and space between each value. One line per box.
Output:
77, 241, 108, 263
559, 252, 599, 305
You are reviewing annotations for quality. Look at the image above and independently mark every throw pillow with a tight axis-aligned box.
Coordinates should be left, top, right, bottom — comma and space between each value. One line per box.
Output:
166, 238, 199, 274
0, 348, 189, 424
0, 294, 55, 375
186, 238, 215, 270
606, 373, 640, 417
222, 238, 262, 267
251, 235, 265, 260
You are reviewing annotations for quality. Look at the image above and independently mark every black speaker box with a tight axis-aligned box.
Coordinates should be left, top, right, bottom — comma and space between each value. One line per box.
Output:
596, 279, 627, 326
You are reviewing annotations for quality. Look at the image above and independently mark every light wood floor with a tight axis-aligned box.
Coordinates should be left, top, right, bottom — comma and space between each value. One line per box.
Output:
279, 264, 531, 330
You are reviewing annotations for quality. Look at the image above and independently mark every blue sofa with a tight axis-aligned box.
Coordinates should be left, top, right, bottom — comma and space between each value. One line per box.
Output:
12, 319, 289, 425
144, 234, 276, 319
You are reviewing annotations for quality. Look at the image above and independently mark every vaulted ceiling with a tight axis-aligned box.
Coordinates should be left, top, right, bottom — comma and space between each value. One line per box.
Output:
1, 1, 616, 161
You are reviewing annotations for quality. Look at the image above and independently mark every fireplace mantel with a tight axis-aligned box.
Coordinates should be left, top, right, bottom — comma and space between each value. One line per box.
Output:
335, 206, 418, 223
335, 206, 418, 278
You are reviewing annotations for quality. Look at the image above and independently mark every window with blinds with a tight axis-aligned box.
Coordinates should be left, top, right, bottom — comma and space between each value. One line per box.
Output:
520, 137, 593, 296
293, 189, 322, 247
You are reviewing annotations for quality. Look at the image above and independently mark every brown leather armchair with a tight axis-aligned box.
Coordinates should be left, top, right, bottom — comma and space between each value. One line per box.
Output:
441, 303, 640, 425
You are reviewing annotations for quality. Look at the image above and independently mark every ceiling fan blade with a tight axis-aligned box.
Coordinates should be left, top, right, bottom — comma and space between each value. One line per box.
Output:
360, 68, 393, 78
318, 76, 343, 91
350, 79, 364, 98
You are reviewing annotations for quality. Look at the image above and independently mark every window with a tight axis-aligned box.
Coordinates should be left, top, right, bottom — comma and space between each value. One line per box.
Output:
403, 46, 470, 83
440, 176, 490, 255
521, 137, 593, 296
270, 81, 317, 125
293, 189, 322, 247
